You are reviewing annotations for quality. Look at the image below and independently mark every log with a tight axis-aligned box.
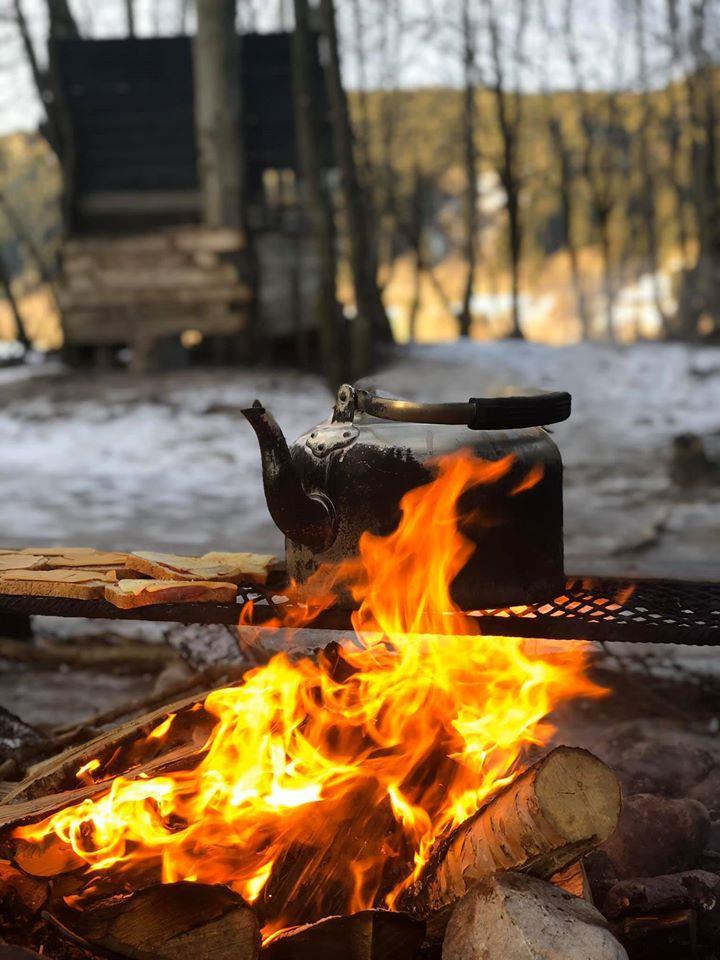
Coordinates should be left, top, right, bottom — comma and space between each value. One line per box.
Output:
51, 882, 260, 960
262, 910, 424, 960
0, 740, 207, 871
400, 747, 621, 917
0, 859, 47, 913
5, 686, 219, 803
614, 908, 696, 959
441, 873, 628, 960
602, 870, 720, 927
598, 795, 710, 880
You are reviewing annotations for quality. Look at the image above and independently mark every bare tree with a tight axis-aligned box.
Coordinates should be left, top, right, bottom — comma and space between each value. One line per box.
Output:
457, 0, 480, 338
193, 0, 258, 354
677, 0, 720, 336
633, 0, 668, 333
564, 0, 623, 341
0, 247, 29, 347
292, 0, 344, 385
536, 0, 589, 336
664, 0, 693, 270
319, 0, 394, 377
485, 0, 528, 339
125, 0, 136, 37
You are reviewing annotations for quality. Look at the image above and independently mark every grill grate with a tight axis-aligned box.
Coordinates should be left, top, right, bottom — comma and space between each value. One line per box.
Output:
470, 577, 720, 646
1, 576, 719, 645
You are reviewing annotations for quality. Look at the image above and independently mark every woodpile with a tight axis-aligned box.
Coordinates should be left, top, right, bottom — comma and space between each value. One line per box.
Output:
58, 226, 252, 369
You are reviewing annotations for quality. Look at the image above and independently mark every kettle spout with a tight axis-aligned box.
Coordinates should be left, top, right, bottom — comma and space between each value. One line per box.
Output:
242, 401, 337, 552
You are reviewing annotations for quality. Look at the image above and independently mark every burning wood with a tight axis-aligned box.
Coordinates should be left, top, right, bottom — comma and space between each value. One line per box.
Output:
399, 745, 621, 918
50, 882, 260, 960
0, 453, 613, 954
262, 909, 424, 960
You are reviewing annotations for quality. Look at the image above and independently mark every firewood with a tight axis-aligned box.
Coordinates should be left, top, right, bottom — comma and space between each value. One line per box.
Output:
0, 859, 47, 913
4, 685, 219, 804
0, 570, 115, 600
441, 872, 628, 960
602, 870, 720, 922
127, 551, 278, 585
104, 579, 237, 609
550, 860, 593, 901
51, 882, 260, 960
262, 910, 424, 960
614, 908, 697, 959
0, 946, 47, 960
400, 747, 621, 917
0, 742, 207, 871
598, 795, 710, 880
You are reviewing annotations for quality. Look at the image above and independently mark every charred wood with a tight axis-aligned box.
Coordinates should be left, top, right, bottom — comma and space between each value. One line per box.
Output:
51, 882, 260, 960
262, 909, 424, 960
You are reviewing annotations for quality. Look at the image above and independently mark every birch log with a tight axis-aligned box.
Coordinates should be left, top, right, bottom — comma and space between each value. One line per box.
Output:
400, 746, 621, 917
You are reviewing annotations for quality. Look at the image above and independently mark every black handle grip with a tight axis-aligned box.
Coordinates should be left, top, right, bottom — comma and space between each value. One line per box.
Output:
353, 387, 571, 429
468, 392, 571, 429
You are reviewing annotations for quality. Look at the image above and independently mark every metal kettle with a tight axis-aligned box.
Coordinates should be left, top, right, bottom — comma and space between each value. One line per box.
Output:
243, 384, 571, 609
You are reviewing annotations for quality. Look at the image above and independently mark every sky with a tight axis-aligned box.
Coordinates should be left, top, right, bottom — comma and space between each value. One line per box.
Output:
0, 0, 713, 137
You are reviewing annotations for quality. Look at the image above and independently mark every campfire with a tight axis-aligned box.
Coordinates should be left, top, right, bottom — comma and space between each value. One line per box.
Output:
0, 453, 623, 958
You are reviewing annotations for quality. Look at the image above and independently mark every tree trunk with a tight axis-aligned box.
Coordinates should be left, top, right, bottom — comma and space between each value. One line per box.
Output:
0, 250, 29, 348
487, 0, 525, 340
193, 0, 244, 230
318, 0, 394, 378
292, 0, 344, 387
458, 0, 478, 339
193, 0, 257, 353
124, 0, 136, 37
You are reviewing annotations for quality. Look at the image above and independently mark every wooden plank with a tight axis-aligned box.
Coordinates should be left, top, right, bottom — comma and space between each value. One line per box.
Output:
58, 283, 251, 309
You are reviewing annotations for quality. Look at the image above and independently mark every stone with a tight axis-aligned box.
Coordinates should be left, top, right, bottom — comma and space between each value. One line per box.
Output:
599, 795, 710, 880
442, 872, 628, 960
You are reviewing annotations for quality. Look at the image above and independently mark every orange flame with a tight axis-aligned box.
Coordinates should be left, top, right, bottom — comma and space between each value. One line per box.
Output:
15, 452, 604, 933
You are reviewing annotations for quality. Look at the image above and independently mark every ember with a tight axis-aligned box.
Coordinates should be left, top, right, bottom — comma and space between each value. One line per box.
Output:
12, 452, 604, 936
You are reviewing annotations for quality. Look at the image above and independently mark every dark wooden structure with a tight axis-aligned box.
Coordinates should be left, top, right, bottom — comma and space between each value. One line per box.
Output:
53, 34, 331, 365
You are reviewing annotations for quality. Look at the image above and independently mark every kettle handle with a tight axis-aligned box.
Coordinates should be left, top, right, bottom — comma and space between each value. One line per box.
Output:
353, 389, 571, 430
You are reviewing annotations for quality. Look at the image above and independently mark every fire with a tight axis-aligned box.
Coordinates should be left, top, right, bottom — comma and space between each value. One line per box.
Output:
15, 452, 604, 933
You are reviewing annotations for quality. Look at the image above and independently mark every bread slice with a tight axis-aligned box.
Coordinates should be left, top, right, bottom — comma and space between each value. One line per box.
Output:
105, 579, 237, 609
0, 569, 116, 600
18, 549, 130, 566
127, 551, 278, 585
0, 555, 47, 572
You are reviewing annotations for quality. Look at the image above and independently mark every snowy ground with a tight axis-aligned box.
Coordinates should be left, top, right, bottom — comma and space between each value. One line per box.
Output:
0, 340, 719, 574
1, 340, 720, 727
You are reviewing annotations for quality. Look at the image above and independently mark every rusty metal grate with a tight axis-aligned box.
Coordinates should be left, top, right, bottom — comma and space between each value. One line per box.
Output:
470, 577, 720, 646
1, 576, 719, 646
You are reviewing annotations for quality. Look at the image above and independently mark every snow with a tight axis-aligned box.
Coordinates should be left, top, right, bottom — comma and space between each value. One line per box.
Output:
0, 341, 718, 573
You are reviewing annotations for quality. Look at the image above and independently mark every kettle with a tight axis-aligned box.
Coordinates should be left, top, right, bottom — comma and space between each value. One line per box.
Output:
243, 384, 571, 609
